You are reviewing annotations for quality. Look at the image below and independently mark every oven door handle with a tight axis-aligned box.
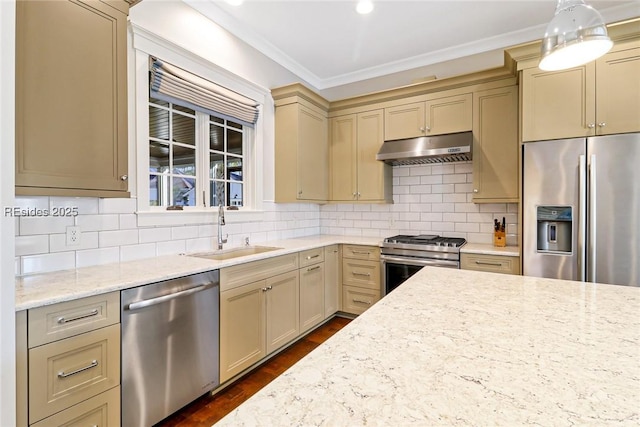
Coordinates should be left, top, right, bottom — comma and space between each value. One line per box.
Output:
381, 256, 459, 268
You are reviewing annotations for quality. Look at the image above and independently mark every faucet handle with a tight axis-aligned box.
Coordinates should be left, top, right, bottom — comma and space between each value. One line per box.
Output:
222, 234, 228, 244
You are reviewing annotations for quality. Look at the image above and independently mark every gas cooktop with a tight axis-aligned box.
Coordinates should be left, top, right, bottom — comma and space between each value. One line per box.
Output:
383, 234, 467, 249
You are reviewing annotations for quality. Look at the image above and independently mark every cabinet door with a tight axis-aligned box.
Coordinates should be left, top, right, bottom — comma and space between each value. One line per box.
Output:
472, 86, 519, 202
424, 93, 472, 135
300, 263, 325, 333
298, 104, 329, 201
357, 109, 391, 202
219, 281, 265, 383
330, 115, 357, 201
522, 65, 596, 141
384, 102, 425, 140
15, 0, 128, 197
323, 245, 340, 318
596, 47, 640, 135
265, 271, 300, 355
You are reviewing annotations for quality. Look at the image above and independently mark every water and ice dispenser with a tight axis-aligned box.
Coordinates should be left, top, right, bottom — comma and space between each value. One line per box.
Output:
536, 206, 572, 253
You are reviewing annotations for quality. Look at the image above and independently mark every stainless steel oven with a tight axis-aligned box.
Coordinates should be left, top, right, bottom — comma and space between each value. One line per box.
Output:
381, 235, 465, 294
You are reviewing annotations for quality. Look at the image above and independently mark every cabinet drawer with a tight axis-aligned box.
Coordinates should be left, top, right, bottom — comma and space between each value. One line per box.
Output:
221, 253, 299, 291
460, 253, 520, 275
29, 324, 120, 423
342, 259, 380, 290
31, 386, 120, 427
342, 286, 380, 315
28, 292, 120, 348
299, 247, 324, 268
342, 245, 380, 261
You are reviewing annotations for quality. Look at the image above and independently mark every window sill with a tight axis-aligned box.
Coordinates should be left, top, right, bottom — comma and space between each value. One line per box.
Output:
136, 209, 265, 227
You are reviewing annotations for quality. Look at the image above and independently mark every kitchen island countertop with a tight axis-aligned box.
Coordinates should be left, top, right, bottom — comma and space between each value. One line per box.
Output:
216, 267, 640, 426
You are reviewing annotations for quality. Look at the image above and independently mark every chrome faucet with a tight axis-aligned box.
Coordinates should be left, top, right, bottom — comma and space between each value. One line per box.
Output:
217, 204, 228, 250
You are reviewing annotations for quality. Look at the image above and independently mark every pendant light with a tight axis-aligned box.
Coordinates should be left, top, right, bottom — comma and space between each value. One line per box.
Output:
539, 0, 613, 71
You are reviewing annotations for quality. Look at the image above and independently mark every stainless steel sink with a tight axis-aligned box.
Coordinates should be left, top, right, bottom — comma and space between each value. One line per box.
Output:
189, 246, 282, 261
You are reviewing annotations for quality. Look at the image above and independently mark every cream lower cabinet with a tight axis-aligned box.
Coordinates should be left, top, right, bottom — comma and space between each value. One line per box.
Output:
384, 93, 472, 140
341, 245, 381, 315
299, 248, 325, 333
16, 292, 121, 427
472, 85, 519, 203
324, 245, 341, 318
330, 110, 392, 203
220, 270, 299, 384
460, 253, 520, 275
521, 46, 640, 141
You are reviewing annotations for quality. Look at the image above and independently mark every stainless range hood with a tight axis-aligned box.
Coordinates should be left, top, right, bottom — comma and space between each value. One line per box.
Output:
376, 131, 473, 165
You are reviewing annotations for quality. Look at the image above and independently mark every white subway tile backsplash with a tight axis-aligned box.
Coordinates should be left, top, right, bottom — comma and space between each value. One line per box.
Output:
119, 214, 138, 230
50, 232, 99, 253
138, 227, 171, 243
455, 222, 480, 233
78, 214, 120, 232
22, 252, 75, 275
432, 184, 455, 194
19, 216, 74, 236
99, 198, 137, 214
156, 240, 187, 256
49, 197, 99, 215
15, 235, 49, 256
76, 247, 120, 268
14, 196, 49, 210
120, 243, 157, 262
171, 226, 199, 240
100, 229, 139, 247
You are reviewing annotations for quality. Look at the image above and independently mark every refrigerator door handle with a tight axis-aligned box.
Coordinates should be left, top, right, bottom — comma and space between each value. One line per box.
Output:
588, 154, 597, 283
579, 155, 586, 282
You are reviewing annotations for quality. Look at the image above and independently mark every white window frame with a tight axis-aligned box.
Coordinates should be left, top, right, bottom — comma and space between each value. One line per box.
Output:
130, 24, 267, 226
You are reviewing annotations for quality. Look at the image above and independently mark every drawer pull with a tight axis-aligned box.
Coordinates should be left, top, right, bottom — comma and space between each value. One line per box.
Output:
58, 359, 98, 378
352, 298, 371, 305
475, 261, 503, 267
351, 250, 371, 255
352, 271, 371, 277
305, 254, 320, 260
307, 265, 321, 272
261, 285, 273, 292
57, 309, 99, 324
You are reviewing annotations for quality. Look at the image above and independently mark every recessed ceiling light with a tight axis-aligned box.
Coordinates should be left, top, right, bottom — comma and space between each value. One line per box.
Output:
225, 0, 244, 6
356, 0, 374, 15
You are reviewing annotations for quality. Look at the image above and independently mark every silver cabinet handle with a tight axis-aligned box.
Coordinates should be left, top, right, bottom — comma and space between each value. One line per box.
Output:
473, 189, 479, 193
262, 285, 273, 292
127, 283, 214, 310
475, 261, 502, 267
351, 250, 370, 255
57, 309, 99, 324
425, 126, 431, 132
120, 175, 128, 181
307, 265, 321, 272
352, 271, 371, 277
352, 298, 371, 305
598, 122, 606, 127
306, 254, 320, 260
58, 359, 98, 378
587, 123, 596, 129
419, 127, 426, 133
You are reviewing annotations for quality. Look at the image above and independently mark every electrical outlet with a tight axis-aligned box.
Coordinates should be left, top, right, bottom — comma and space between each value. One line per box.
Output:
66, 226, 81, 246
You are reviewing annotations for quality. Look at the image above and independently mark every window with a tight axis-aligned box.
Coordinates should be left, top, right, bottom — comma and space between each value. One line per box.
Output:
148, 96, 247, 209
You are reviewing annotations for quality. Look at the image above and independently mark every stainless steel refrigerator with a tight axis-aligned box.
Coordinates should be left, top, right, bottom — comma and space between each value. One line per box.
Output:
523, 133, 640, 286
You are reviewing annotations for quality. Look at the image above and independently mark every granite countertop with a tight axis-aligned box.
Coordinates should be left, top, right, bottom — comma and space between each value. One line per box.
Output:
460, 243, 520, 257
15, 235, 382, 311
216, 267, 640, 426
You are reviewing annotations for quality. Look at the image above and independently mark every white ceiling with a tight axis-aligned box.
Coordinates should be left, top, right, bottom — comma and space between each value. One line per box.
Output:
184, 0, 639, 99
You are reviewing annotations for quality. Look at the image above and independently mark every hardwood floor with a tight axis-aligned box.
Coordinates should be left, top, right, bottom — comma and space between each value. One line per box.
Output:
155, 316, 352, 427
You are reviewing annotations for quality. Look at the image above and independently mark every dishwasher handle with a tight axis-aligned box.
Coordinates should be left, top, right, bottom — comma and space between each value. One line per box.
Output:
126, 282, 216, 311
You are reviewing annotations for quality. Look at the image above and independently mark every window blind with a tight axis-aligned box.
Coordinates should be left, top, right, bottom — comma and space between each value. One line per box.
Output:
150, 58, 259, 126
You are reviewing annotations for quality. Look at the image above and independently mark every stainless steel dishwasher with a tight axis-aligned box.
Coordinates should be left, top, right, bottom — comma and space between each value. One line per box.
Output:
121, 270, 219, 427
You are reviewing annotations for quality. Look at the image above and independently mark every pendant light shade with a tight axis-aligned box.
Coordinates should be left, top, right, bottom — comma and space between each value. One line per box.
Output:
539, 0, 613, 71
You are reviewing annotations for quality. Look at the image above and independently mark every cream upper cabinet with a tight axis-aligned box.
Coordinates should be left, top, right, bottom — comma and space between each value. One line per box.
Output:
521, 47, 640, 141
273, 85, 330, 203
472, 86, 519, 203
16, 0, 129, 197
330, 110, 392, 203
595, 47, 640, 135
384, 93, 472, 141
